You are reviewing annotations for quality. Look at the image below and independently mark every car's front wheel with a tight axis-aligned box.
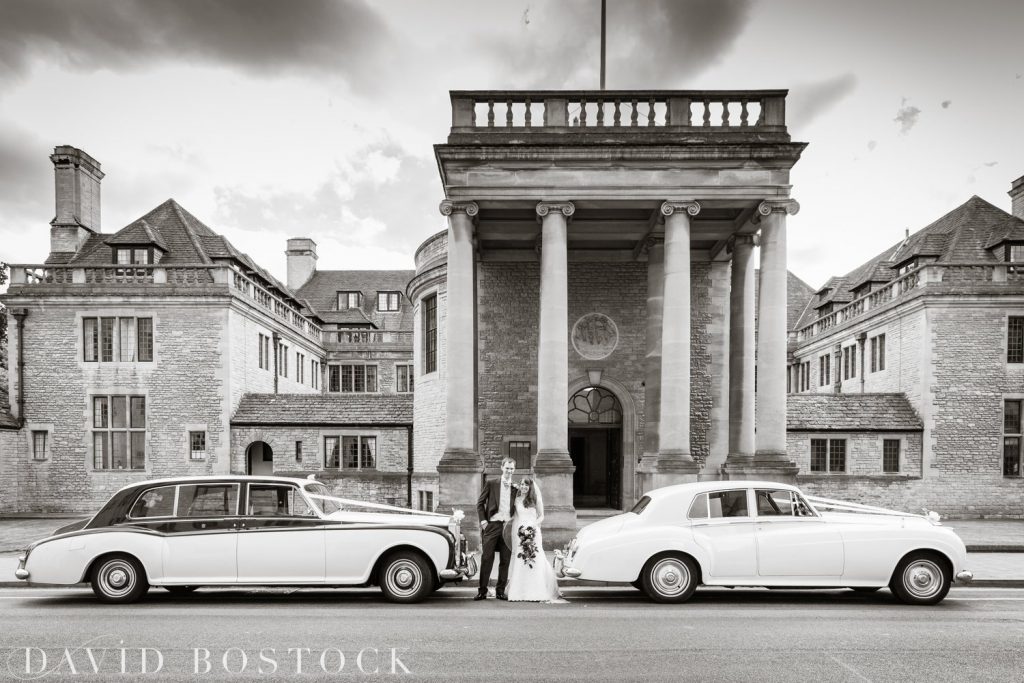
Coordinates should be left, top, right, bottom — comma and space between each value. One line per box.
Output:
641, 553, 699, 604
378, 551, 433, 604
889, 551, 951, 605
90, 554, 149, 604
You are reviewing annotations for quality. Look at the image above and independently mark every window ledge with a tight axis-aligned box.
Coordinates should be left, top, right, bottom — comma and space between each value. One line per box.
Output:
798, 473, 922, 482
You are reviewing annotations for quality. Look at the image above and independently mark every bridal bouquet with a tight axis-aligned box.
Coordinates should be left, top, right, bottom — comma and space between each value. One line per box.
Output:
517, 526, 538, 568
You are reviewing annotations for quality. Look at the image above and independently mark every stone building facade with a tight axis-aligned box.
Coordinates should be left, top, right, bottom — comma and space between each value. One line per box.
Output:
0, 146, 430, 513
415, 90, 807, 547
787, 191, 1024, 516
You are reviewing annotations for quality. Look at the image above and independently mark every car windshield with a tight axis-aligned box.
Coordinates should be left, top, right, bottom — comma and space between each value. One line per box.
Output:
304, 483, 343, 515
630, 496, 651, 515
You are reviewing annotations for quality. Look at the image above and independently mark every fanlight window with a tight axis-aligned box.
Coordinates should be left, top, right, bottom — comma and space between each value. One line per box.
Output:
568, 387, 622, 425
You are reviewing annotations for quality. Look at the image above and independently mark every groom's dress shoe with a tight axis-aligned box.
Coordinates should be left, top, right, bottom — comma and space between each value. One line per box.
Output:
474, 592, 487, 601
496, 592, 508, 601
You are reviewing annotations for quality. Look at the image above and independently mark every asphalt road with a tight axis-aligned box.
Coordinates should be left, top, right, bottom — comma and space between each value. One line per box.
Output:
1, 585, 1022, 681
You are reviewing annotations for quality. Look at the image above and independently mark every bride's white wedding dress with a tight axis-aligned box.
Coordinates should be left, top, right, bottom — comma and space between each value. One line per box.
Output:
507, 490, 566, 604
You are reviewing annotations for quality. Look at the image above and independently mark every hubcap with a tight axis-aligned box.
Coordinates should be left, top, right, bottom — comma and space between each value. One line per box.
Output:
98, 560, 136, 598
650, 559, 689, 597
108, 569, 128, 588
386, 560, 422, 597
903, 560, 943, 598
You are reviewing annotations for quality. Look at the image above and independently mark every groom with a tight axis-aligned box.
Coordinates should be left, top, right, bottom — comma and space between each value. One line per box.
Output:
475, 456, 518, 600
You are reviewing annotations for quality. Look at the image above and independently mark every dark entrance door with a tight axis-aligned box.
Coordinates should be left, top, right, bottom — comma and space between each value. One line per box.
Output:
569, 427, 622, 509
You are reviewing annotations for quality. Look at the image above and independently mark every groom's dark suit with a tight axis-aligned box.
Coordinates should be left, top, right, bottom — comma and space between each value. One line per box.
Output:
476, 476, 518, 597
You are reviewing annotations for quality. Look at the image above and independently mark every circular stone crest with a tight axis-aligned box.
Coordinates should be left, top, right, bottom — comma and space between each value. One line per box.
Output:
571, 313, 619, 360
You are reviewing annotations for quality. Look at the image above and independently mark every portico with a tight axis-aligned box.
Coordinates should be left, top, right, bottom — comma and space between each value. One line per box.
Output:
418, 90, 806, 547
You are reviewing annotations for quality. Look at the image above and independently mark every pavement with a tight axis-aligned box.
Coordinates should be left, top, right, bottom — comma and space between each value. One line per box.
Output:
0, 515, 1021, 588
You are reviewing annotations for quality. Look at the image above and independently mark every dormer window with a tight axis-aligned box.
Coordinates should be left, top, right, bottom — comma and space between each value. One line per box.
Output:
114, 247, 151, 265
338, 292, 362, 310
817, 289, 831, 302
896, 259, 916, 275
377, 291, 401, 312
1008, 244, 1024, 263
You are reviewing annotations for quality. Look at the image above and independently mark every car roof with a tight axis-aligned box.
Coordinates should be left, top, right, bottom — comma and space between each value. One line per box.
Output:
644, 480, 801, 500
114, 474, 314, 494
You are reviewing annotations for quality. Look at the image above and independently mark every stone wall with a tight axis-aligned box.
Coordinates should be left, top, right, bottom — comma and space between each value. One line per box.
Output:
0, 428, 23, 513
476, 260, 713, 468
11, 301, 231, 513
412, 280, 447, 475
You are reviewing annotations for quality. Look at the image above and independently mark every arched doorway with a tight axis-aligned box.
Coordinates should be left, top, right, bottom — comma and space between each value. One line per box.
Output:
246, 441, 274, 475
568, 387, 622, 509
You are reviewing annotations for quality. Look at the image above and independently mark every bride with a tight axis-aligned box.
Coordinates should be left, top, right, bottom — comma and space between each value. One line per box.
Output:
506, 478, 566, 603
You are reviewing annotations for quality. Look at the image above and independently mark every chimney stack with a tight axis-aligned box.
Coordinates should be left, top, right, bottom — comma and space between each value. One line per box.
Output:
49, 146, 103, 256
1009, 174, 1024, 220
285, 238, 318, 291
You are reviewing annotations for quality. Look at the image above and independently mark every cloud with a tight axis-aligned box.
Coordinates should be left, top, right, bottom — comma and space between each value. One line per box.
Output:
941, 99, 952, 109
788, 73, 857, 131
0, 0, 392, 91
894, 99, 921, 134
867, 140, 877, 152
472, 0, 752, 88
210, 145, 440, 272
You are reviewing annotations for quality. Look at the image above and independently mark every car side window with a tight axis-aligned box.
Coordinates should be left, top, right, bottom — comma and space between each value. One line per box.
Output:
178, 484, 238, 517
687, 494, 709, 519
129, 486, 176, 518
756, 489, 815, 517
708, 490, 748, 518
247, 484, 316, 517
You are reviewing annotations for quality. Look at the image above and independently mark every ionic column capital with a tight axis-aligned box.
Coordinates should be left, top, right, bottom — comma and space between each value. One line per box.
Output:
439, 200, 480, 217
535, 201, 575, 221
660, 200, 701, 218
753, 198, 800, 223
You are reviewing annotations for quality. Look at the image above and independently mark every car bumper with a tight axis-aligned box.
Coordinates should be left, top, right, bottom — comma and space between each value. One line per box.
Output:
553, 550, 582, 579
955, 569, 973, 584
440, 551, 478, 581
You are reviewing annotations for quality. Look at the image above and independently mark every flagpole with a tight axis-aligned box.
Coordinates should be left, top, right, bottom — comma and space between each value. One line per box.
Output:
600, 0, 606, 89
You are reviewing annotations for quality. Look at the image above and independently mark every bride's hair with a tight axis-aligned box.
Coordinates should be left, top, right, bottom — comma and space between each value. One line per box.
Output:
521, 478, 538, 509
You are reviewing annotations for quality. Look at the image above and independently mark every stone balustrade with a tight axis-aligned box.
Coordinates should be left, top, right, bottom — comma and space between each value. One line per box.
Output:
9, 263, 323, 343
448, 89, 788, 139
797, 263, 1022, 342
325, 330, 413, 346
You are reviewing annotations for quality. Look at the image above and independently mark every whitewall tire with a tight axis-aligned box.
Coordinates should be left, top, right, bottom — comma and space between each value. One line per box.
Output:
90, 554, 149, 604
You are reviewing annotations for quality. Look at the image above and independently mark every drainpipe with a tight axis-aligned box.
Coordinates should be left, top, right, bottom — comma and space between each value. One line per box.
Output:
272, 331, 280, 394
11, 309, 27, 427
857, 332, 867, 393
407, 424, 414, 509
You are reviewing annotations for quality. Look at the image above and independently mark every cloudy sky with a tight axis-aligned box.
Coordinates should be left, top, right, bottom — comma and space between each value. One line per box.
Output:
1, 0, 1022, 290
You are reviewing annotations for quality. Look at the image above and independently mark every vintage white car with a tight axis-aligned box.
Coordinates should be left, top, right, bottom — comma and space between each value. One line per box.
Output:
556, 480, 973, 605
15, 475, 475, 604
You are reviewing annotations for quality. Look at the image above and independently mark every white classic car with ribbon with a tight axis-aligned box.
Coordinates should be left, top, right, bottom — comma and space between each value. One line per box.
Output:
555, 480, 972, 605
16, 475, 475, 604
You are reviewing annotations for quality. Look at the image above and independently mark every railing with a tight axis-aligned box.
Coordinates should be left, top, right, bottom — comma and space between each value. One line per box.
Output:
9, 263, 323, 344
326, 330, 412, 345
450, 90, 787, 132
797, 263, 1020, 342
229, 268, 323, 342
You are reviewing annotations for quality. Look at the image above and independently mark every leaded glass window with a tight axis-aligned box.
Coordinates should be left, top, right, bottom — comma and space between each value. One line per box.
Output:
567, 387, 622, 425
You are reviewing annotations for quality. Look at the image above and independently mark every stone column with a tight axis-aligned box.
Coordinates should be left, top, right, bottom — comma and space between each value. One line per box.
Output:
534, 201, 576, 547
638, 237, 664, 493
436, 201, 481, 530
655, 201, 701, 485
725, 234, 757, 466
753, 199, 800, 475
